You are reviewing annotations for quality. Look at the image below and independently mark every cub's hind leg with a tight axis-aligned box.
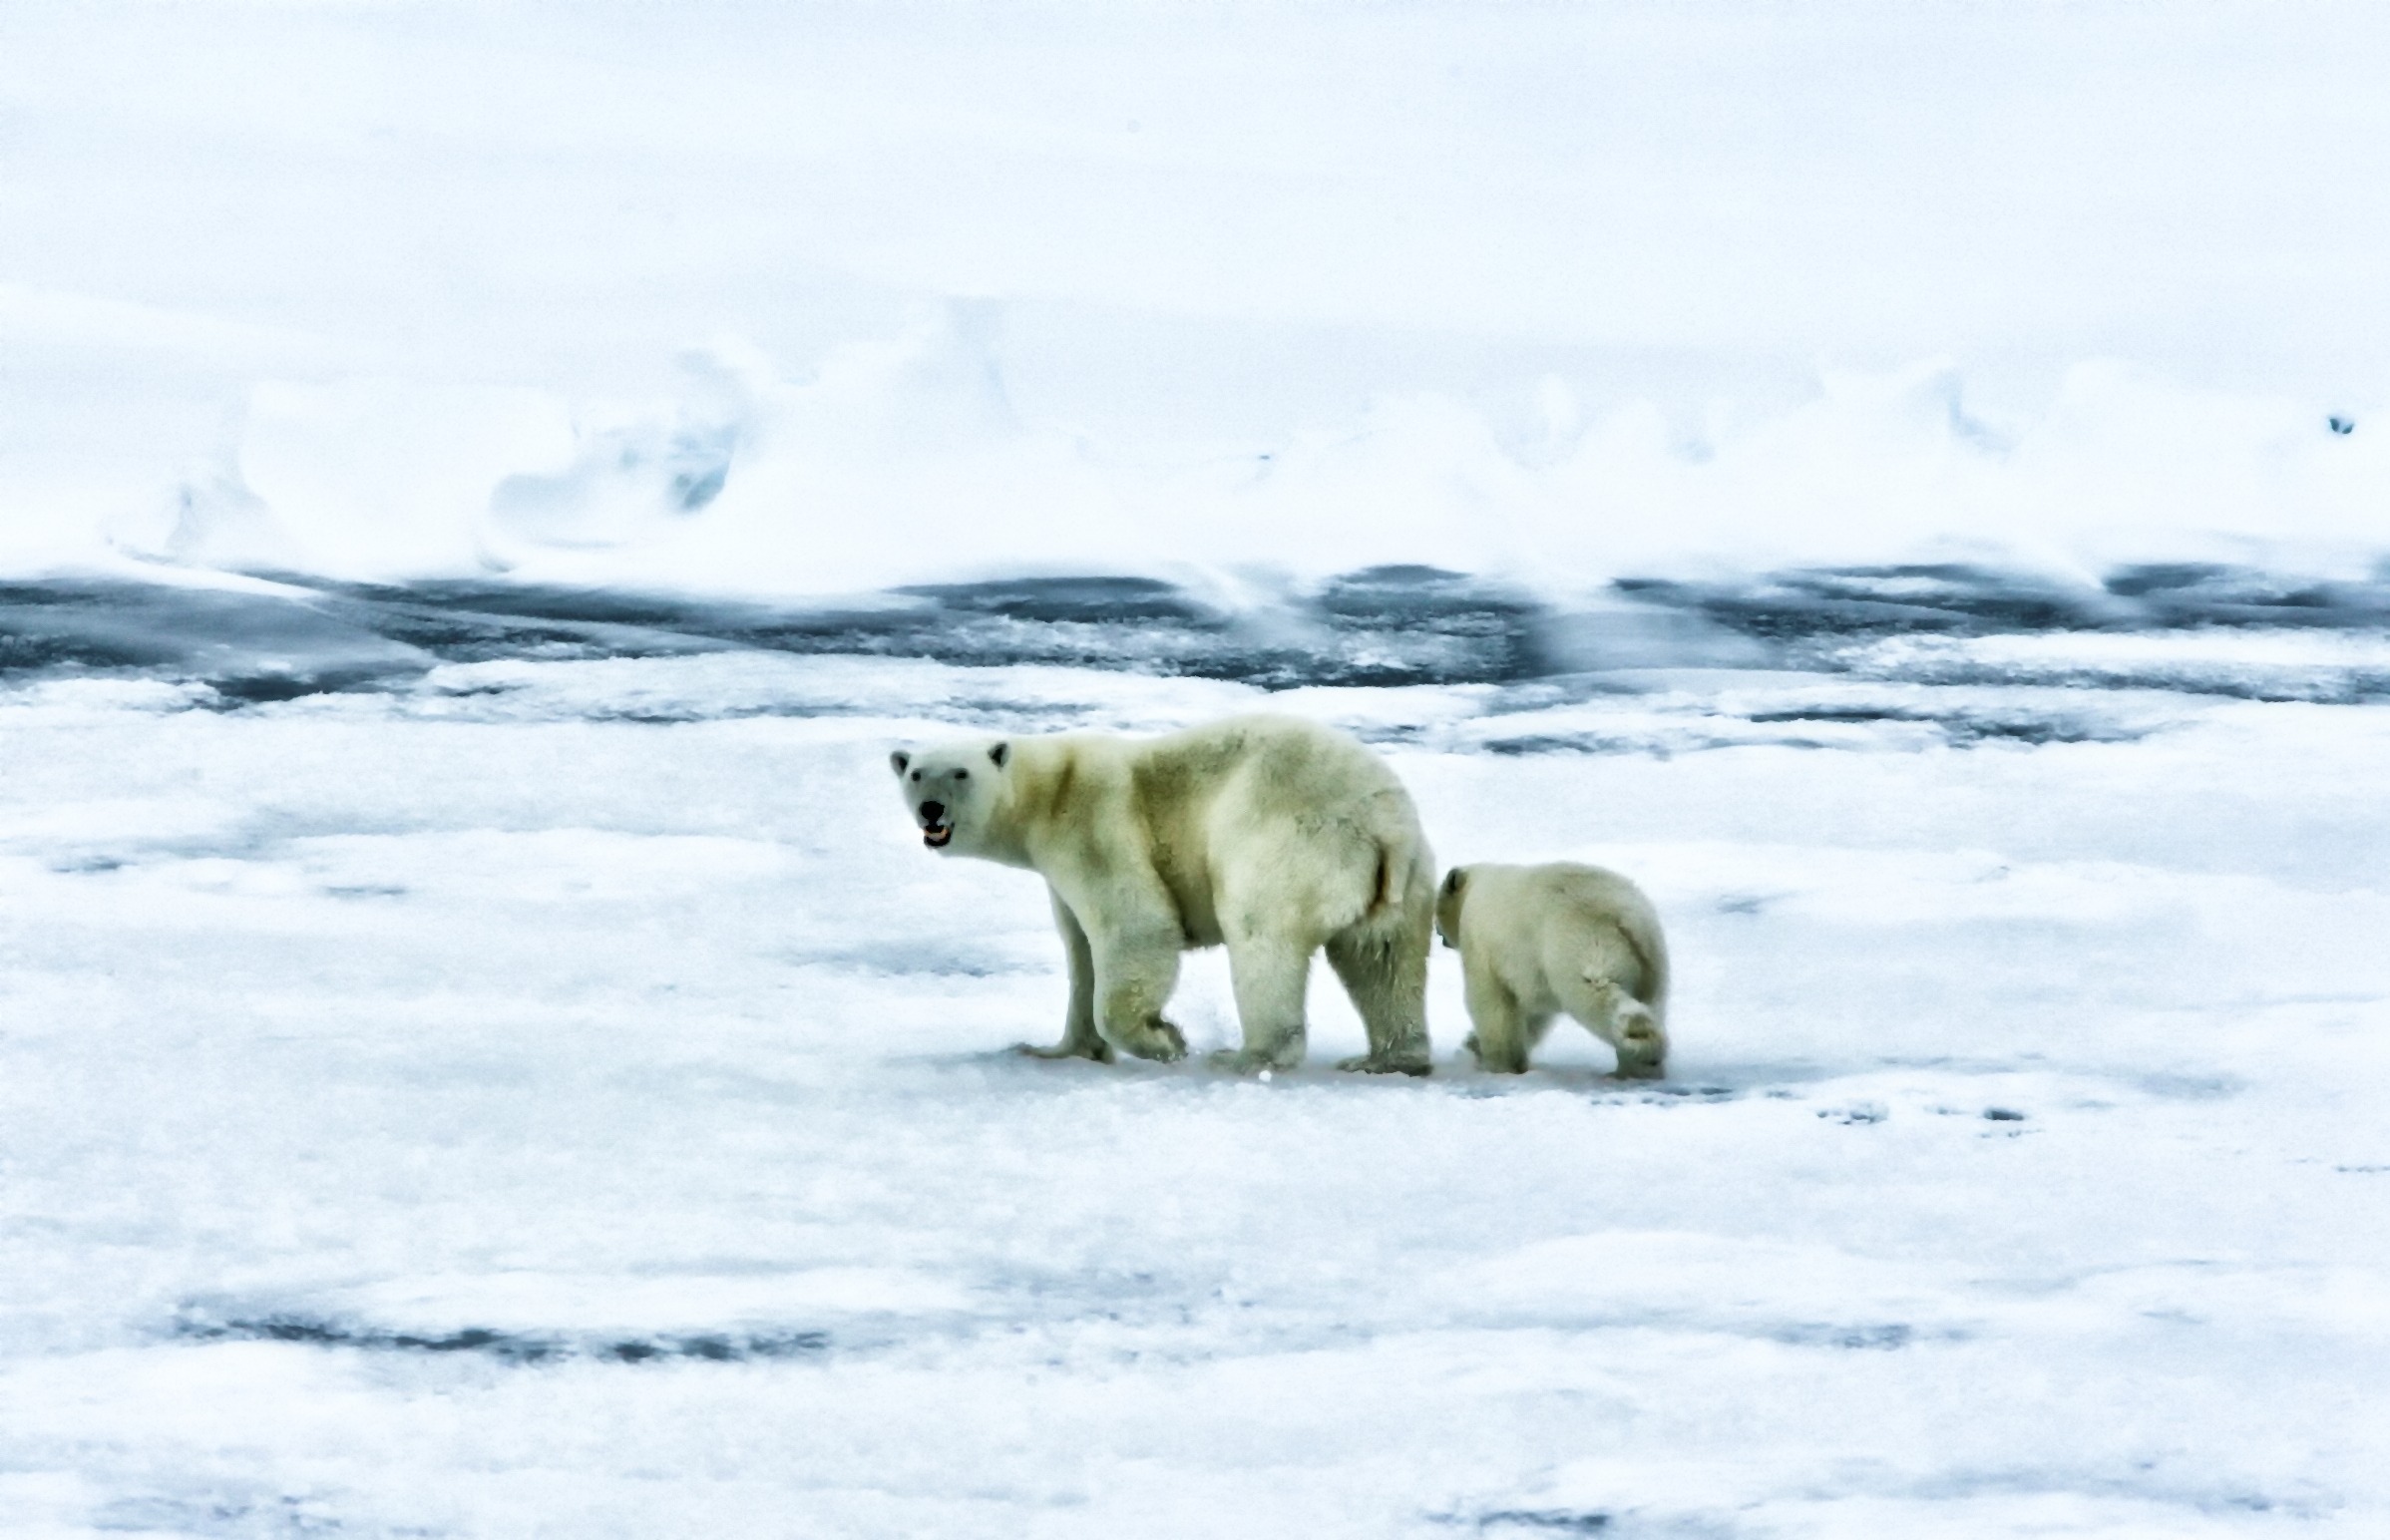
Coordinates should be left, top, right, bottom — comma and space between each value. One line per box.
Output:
1562, 972, 1666, 1080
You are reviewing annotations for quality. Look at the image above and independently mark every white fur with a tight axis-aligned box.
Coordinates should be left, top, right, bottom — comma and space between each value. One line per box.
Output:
892, 714, 1435, 1073
1435, 862, 1671, 1078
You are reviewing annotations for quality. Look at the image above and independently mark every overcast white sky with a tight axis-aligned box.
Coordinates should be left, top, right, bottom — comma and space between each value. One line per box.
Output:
8, 2, 2387, 386
4, 1, 2387, 578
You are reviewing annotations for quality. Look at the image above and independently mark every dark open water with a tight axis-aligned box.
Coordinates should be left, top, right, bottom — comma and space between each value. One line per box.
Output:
4, 562, 2387, 704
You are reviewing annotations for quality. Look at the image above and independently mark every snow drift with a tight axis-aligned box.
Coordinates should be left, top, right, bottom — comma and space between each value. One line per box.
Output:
98, 306, 2390, 601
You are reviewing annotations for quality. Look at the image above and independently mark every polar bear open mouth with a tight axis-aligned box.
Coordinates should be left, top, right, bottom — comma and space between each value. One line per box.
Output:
922, 821, 953, 849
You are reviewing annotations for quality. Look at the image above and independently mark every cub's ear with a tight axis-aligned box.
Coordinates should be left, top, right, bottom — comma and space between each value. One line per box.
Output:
1441, 867, 1468, 896
988, 741, 1009, 769
889, 749, 912, 777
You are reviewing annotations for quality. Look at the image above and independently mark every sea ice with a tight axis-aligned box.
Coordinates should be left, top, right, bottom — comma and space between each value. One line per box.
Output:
1, 646, 2382, 1536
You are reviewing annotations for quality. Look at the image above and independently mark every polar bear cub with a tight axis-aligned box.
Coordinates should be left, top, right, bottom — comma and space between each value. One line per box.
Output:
892, 714, 1436, 1074
1435, 862, 1670, 1078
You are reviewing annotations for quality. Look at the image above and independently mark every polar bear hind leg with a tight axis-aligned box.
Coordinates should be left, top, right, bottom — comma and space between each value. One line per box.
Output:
1328, 843, 1434, 1076
1327, 925, 1432, 1074
1565, 974, 1665, 1079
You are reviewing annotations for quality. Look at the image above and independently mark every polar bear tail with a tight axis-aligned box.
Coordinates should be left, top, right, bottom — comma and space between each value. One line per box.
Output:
1363, 833, 1434, 929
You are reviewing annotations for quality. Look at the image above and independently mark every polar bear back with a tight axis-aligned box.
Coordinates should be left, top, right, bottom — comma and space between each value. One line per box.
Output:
1007, 714, 1429, 950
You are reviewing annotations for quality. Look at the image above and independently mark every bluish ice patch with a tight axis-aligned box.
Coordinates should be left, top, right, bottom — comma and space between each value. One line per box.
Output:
88, 1490, 352, 1538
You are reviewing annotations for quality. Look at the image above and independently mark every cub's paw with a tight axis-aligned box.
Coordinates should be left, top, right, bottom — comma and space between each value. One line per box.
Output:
1462, 1037, 1529, 1073
1336, 1051, 1432, 1077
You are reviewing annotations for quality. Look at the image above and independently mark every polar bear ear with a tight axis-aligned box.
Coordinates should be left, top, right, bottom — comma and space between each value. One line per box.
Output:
987, 741, 1009, 769
1441, 867, 1468, 896
889, 749, 912, 777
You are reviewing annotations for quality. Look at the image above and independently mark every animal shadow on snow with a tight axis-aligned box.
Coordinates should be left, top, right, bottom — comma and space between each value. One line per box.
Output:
942, 1040, 1756, 1104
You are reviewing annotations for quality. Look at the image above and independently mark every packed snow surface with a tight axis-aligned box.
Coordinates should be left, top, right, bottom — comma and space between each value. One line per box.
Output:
2, 631, 2385, 1537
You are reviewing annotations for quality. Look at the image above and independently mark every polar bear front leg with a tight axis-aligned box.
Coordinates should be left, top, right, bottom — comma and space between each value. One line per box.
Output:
1017, 892, 1115, 1063
1463, 971, 1532, 1073
1091, 926, 1189, 1063
1210, 932, 1310, 1073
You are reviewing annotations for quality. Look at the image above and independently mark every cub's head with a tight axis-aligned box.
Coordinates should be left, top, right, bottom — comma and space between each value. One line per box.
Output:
1434, 866, 1472, 950
889, 739, 1010, 855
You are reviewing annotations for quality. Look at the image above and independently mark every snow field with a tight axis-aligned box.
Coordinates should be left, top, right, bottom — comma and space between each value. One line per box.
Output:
1, 658, 2384, 1535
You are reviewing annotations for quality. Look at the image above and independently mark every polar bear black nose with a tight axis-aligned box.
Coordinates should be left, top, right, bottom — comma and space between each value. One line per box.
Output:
920, 799, 947, 824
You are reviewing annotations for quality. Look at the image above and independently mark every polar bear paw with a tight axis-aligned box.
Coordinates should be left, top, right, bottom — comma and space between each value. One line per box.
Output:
1110, 1018, 1187, 1063
1014, 1038, 1116, 1064
1208, 1044, 1302, 1075
1336, 1050, 1432, 1077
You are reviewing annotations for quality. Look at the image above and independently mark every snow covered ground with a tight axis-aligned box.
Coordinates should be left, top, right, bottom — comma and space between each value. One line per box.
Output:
2, 614, 2385, 1537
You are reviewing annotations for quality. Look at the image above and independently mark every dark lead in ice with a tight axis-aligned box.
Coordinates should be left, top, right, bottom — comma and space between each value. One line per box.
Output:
172, 1310, 829, 1364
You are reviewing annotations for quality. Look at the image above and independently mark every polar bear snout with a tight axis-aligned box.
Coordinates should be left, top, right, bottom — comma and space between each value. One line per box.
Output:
917, 799, 954, 847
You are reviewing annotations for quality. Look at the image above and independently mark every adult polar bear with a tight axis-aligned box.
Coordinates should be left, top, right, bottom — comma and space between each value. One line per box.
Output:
892, 714, 1435, 1074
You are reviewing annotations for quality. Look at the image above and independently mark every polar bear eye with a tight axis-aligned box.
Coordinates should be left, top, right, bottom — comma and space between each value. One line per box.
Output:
910, 770, 922, 782
954, 768, 970, 781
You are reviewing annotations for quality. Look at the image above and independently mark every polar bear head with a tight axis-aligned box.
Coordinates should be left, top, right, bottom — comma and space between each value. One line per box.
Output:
1434, 866, 1472, 950
889, 739, 1011, 854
